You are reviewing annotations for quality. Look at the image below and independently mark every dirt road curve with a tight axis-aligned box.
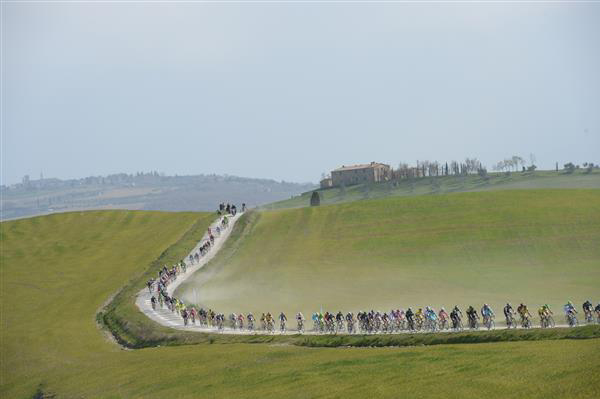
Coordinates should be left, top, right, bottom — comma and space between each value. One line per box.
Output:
136, 213, 577, 335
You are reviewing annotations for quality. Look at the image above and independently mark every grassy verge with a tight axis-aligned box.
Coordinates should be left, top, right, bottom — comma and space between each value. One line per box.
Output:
97, 212, 215, 347
298, 325, 600, 347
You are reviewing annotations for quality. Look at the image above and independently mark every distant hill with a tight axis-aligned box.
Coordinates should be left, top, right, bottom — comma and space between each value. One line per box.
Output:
263, 169, 600, 210
0, 172, 316, 220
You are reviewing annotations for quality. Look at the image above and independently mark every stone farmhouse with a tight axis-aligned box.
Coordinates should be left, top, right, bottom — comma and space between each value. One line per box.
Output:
321, 162, 391, 188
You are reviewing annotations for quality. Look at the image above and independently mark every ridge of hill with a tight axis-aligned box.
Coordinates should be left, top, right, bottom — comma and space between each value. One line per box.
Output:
1, 172, 316, 220
264, 169, 600, 209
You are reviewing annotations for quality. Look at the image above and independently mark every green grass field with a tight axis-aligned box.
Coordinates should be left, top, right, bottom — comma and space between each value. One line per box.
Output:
265, 169, 600, 210
2, 203, 600, 398
179, 189, 600, 320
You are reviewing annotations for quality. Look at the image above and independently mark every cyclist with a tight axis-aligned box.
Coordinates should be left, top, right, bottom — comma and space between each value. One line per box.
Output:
266, 312, 274, 332
182, 308, 189, 326
260, 313, 266, 330
406, 307, 415, 330
537, 304, 549, 327
336, 311, 344, 331
503, 303, 516, 327
466, 306, 479, 329
450, 306, 462, 330
415, 308, 424, 329
279, 312, 287, 333
311, 312, 318, 330
438, 307, 449, 329
247, 313, 255, 331
564, 301, 576, 314
481, 304, 494, 323
537, 305, 545, 324
583, 300, 593, 323
346, 312, 355, 333
424, 307, 437, 330
189, 307, 197, 324
517, 303, 532, 328
317, 311, 324, 332
564, 301, 578, 326
296, 312, 305, 332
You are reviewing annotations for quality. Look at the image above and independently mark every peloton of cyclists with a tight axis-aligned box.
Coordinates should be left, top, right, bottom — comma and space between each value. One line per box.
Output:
152, 295, 598, 334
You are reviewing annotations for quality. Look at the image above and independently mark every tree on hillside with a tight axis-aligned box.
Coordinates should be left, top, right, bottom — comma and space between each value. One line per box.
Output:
478, 167, 489, 180
564, 162, 575, 174
529, 153, 537, 169
450, 161, 459, 175
465, 158, 481, 174
310, 191, 320, 207
512, 156, 525, 171
493, 161, 505, 172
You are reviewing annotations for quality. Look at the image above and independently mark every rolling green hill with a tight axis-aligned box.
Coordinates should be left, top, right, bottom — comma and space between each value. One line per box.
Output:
2, 206, 600, 398
265, 170, 600, 210
178, 189, 600, 320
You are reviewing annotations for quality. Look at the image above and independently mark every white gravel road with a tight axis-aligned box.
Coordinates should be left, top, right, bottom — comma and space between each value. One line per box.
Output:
136, 213, 577, 335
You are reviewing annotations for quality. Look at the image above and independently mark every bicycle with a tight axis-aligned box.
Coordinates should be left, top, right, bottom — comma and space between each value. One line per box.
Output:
566, 312, 578, 327
468, 316, 479, 330
483, 315, 495, 330
505, 314, 518, 329
541, 314, 555, 328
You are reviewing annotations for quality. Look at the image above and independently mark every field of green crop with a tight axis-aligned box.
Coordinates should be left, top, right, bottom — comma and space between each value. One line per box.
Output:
179, 189, 600, 320
2, 205, 600, 398
265, 169, 600, 210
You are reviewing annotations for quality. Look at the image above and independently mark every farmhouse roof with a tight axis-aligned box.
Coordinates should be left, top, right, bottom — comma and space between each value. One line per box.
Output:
332, 162, 388, 172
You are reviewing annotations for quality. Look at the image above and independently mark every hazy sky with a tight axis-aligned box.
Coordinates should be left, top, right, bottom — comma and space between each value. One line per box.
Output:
2, 2, 599, 185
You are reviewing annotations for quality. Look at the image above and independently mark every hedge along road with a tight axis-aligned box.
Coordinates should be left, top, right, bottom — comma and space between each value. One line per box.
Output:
136, 211, 575, 335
